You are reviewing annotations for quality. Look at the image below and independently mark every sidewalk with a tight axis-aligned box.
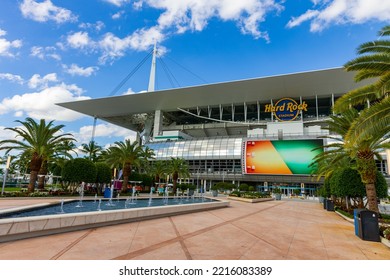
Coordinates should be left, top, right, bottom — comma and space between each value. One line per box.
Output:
0, 198, 389, 260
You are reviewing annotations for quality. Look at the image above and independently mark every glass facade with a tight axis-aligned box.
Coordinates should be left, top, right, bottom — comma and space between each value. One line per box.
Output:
146, 137, 243, 177
146, 137, 242, 161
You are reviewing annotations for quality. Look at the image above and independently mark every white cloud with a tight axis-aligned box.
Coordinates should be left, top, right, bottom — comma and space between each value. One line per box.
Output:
30, 46, 61, 60
133, 1, 143, 10
103, 0, 130, 7
140, 0, 283, 40
0, 84, 90, 122
0, 29, 22, 57
0, 73, 24, 84
0, 126, 19, 142
63, 64, 99, 77
94, 0, 283, 63
28, 73, 58, 89
112, 11, 125, 19
75, 123, 136, 143
287, 0, 390, 32
20, 0, 77, 23
122, 88, 137, 95
79, 21, 105, 32
98, 26, 165, 63
67, 31, 92, 49
286, 10, 320, 29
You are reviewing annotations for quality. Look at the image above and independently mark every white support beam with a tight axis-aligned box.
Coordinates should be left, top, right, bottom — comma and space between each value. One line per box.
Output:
244, 102, 247, 122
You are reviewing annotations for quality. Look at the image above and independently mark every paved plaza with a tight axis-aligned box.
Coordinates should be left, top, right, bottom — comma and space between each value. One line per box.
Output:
0, 197, 389, 260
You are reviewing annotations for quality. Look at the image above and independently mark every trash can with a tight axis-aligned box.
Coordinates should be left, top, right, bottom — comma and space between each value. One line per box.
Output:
326, 199, 334, 211
353, 209, 364, 236
103, 187, 111, 198
357, 210, 380, 242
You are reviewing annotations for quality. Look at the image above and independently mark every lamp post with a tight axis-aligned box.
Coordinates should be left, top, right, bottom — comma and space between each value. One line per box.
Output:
1, 156, 11, 195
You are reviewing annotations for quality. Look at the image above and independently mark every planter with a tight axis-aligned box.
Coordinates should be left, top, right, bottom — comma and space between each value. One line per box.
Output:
211, 190, 218, 197
274, 193, 282, 200
228, 196, 274, 203
318, 196, 324, 203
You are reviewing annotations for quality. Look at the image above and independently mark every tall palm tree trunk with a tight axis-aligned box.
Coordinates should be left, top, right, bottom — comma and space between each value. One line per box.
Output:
364, 183, 379, 213
357, 152, 379, 213
122, 164, 131, 193
172, 172, 178, 193
37, 160, 48, 190
28, 153, 42, 193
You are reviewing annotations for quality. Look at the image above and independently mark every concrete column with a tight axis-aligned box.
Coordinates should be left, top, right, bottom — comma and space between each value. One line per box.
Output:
153, 109, 163, 138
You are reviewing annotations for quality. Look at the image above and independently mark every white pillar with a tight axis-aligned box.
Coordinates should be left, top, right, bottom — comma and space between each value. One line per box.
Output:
148, 42, 157, 92
153, 109, 163, 138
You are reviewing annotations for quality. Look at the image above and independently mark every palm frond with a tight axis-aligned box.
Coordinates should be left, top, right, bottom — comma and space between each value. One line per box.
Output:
333, 84, 378, 113
345, 98, 390, 145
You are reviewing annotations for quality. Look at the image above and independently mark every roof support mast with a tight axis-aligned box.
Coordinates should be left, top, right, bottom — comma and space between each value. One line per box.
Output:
148, 42, 157, 92
149, 42, 163, 141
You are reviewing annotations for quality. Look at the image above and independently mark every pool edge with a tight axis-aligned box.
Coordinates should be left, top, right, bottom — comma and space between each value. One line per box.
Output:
0, 200, 229, 243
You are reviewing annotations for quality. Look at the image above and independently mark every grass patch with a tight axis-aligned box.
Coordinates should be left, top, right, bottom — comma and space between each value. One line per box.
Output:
335, 208, 353, 219
3, 187, 25, 192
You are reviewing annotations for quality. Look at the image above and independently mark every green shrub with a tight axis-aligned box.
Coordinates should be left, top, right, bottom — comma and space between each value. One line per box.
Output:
248, 186, 255, 192
62, 158, 97, 183
239, 183, 249, 192
241, 192, 268, 199
229, 190, 241, 197
178, 183, 196, 191
29, 192, 49, 197
383, 228, 390, 240
95, 163, 111, 184
272, 187, 281, 194
212, 182, 233, 191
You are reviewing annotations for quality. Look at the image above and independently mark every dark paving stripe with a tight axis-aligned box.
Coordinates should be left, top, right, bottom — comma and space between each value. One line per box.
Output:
169, 217, 193, 260
113, 202, 285, 260
50, 229, 95, 260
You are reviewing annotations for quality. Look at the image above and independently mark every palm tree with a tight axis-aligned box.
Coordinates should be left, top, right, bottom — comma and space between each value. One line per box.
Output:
138, 146, 155, 173
334, 25, 390, 142
311, 109, 388, 212
0, 118, 75, 192
332, 25, 390, 212
37, 139, 76, 189
167, 157, 190, 193
150, 160, 168, 186
104, 139, 143, 192
310, 109, 358, 181
80, 140, 103, 162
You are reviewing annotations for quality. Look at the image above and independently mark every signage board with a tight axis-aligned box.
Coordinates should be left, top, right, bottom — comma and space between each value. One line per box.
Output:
265, 98, 308, 121
244, 139, 323, 175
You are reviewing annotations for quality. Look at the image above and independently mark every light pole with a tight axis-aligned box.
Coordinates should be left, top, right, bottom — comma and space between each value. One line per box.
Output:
1, 156, 11, 195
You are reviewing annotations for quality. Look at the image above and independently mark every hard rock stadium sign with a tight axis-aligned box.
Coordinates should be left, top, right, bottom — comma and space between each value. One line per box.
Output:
265, 97, 308, 121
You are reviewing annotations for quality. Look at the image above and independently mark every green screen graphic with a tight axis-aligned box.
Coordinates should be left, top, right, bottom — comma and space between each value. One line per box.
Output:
245, 139, 323, 175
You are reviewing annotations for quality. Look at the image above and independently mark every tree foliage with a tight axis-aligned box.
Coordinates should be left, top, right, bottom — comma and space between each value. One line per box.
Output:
62, 158, 97, 184
95, 162, 111, 184
0, 118, 75, 192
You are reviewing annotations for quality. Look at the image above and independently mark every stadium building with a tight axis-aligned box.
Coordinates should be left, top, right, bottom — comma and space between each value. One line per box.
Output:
59, 63, 389, 195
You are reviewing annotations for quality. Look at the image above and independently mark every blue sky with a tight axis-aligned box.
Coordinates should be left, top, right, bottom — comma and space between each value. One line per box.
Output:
0, 0, 389, 153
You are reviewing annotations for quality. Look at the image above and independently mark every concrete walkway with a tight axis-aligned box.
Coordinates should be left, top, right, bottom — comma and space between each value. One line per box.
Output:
0, 197, 389, 260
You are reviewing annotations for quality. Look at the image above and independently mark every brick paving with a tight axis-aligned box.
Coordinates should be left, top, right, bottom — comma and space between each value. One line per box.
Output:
0, 197, 389, 260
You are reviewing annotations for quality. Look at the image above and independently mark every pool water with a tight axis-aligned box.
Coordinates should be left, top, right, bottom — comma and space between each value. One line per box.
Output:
0, 197, 214, 219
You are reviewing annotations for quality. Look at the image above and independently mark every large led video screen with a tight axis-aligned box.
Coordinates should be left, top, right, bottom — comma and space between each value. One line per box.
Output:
244, 139, 323, 175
